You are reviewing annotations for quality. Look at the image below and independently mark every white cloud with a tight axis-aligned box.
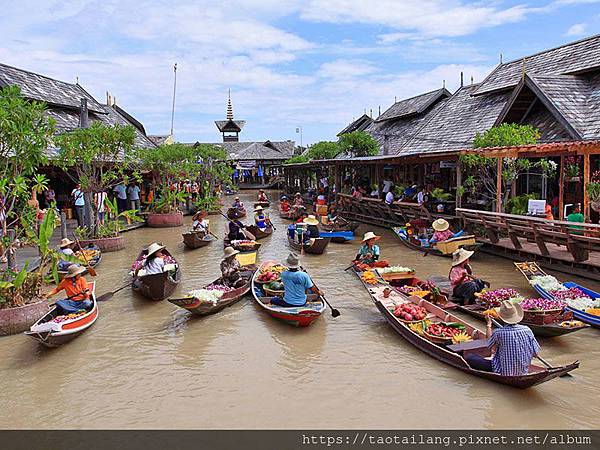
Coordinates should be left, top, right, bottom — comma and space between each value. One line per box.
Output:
566, 23, 588, 36
318, 59, 378, 78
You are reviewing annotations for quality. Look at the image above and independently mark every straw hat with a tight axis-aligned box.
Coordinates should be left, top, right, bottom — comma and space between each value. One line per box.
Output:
286, 252, 300, 269
303, 215, 319, 226
59, 238, 75, 248
146, 242, 165, 258
432, 218, 450, 232
222, 246, 240, 260
361, 231, 380, 243
281, 195, 288, 200
235, 196, 240, 200
295, 192, 301, 197
65, 264, 86, 278
259, 188, 265, 192
193, 210, 208, 220
452, 248, 474, 267
254, 205, 264, 212
497, 300, 524, 324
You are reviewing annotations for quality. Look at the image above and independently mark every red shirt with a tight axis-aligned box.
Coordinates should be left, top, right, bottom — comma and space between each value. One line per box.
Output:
449, 266, 468, 288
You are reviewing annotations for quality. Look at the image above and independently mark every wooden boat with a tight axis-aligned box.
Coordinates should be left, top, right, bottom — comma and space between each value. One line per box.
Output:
169, 266, 257, 316
287, 234, 330, 255
254, 201, 270, 208
57, 244, 102, 280
278, 205, 293, 220
25, 281, 98, 347
227, 206, 246, 219
392, 227, 480, 257
321, 220, 359, 234
251, 260, 326, 327
353, 271, 578, 388
182, 231, 215, 249
245, 224, 274, 240
131, 248, 181, 301
515, 261, 600, 328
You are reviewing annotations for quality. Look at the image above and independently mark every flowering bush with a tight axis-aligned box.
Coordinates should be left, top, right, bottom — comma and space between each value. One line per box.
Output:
520, 297, 566, 311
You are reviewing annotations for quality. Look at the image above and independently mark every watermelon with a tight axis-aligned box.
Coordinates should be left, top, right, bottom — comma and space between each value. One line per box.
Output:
269, 281, 284, 291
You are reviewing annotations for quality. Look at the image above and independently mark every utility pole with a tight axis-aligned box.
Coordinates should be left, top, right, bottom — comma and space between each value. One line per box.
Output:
170, 63, 178, 137
296, 126, 303, 148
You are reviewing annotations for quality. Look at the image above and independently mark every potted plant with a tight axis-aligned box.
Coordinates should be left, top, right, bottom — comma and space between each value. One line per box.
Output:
55, 123, 140, 250
587, 170, 600, 212
430, 188, 451, 213
564, 156, 581, 181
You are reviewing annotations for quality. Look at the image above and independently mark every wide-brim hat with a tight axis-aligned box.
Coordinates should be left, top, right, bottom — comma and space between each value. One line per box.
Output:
259, 189, 265, 192
281, 196, 288, 200
254, 205, 264, 212
234, 196, 240, 200
498, 300, 524, 324
59, 238, 75, 248
65, 264, 86, 278
146, 242, 166, 258
432, 218, 450, 232
361, 231, 380, 243
295, 192, 301, 196
222, 246, 240, 260
452, 248, 474, 266
286, 252, 300, 269
193, 210, 208, 220
303, 215, 319, 226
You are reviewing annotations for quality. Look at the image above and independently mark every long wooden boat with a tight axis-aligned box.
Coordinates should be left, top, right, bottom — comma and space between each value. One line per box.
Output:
392, 227, 480, 257
245, 224, 274, 240
278, 205, 293, 220
25, 281, 98, 347
131, 248, 181, 301
227, 206, 246, 219
287, 235, 330, 255
182, 231, 215, 249
57, 244, 102, 280
321, 220, 359, 234
515, 261, 600, 328
169, 266, 257, 316
352, 271, 578, 388
251, 260, 326, 327
254, 201, 270, 208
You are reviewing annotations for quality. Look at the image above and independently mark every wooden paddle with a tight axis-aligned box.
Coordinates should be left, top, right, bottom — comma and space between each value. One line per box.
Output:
490, 318, 572, 378
219, 212, 255, 241
72, 233, 97, 277
299, 262, 340, 318
96, 282, 133, 302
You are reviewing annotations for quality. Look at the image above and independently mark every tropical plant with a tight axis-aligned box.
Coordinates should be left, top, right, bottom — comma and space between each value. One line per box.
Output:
430, 188, 452, 201
586, 170, 600, 202
285, 155, 309, 165
307, 141, 340, 160
505, 193, 539, 215
74, 198, 141, 239
473, 123, 539, 148
338, 131, 379, 157
563, 156, 581, 178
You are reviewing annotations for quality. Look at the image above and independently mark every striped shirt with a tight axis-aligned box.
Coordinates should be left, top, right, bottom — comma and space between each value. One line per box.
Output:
488, 324, 540, 376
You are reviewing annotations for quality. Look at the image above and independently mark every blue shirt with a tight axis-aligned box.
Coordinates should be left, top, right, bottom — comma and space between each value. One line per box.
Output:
281, 270, 313, 306
114, 184, 127, 200
358, 243, 380, 263
72, 189, 85, 206
488, 324, 540, 376
127, 185, 140, 200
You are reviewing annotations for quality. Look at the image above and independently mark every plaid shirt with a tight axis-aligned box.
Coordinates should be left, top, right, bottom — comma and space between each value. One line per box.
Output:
488, 324, 540, 376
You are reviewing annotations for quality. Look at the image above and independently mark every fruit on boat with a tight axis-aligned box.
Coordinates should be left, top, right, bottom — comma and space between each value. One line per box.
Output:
451, 331, 473, 344
425, 323, 465, 338
408, 320, 431, 336
393, 303, 427, 321
360, 270, 378, 285
560, 320, 584, 328
483, 308, 499, 318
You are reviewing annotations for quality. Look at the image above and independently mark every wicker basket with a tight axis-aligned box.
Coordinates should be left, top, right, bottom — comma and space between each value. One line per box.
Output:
264, 286, 285, 297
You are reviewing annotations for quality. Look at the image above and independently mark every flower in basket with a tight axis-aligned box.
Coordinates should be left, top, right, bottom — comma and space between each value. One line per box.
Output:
519, 297, 566, 311
563, 155, 581, 178
478, 288, 521, 308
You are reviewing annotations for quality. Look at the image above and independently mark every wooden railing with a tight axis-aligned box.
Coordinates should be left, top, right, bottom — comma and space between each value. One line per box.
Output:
457, 208, 600, 262
337, 194, 458, 227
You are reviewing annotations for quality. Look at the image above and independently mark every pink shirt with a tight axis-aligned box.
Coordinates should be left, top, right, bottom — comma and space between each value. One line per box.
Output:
433, 230, 454, 242
449, 266, 468, 288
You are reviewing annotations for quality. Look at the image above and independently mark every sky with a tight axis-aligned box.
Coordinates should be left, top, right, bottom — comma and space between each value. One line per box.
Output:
1, 0, 600, 146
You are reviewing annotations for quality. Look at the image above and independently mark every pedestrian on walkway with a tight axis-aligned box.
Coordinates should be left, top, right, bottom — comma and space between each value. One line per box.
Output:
127, 182, 141, 212
71, 183, 85, 228
113, 183, 128, 213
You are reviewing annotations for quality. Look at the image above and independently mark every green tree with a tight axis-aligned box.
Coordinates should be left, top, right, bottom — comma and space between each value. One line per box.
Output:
55, 122, 138, 233
284, 155, 309, 165
473, 123, 540, 148
338, 131, 379, 157
307, 141, 340, 160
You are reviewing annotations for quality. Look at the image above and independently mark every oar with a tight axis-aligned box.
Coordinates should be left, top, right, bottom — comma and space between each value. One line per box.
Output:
266, 218, 277, 231
219, 212, 255, 241
490, 318, 572, 378
72, 233, 97, 277
319, 289, 341, 317
96, 282, 133, 302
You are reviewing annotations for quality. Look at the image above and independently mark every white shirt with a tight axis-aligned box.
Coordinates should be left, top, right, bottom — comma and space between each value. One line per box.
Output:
320, 177, 329, 188
385, 191, 394, 204
417, 191, 425, 204
383, 180, 393, 193
144, 256, 165, 275
95, 192, 107, 213
192, 219, 208, 232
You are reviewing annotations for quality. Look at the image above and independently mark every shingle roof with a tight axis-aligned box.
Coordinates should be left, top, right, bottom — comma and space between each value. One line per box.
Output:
337, 114, 373, 136
374, 88, 451, 122
474, 34, 600, 96
215, 120, 246, 132
192, 140, 296, 160
0, 62, 105, 113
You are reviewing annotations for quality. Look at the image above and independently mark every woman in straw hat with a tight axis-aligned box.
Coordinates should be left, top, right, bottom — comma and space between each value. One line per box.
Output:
135, 243, 167, 277
279, 195, 290, 213
465, 301, 541, 376
430, 218, 454, 243
257, 189, 268, 203
303, 215, 321, 240
254, 205, 269, 230
227, 209, 248, 242
449, 248, 489, 304
354, 231, 381, 265
44, 264, 92, 314
220, 246, 245, 288
191, 210, 209, 234
231, 196, 244, 210
271, 253, 318, 307
57, 238, 76, 270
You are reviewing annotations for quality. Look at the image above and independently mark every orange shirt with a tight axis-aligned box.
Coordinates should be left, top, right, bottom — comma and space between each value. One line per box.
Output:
53, 277, 89, 301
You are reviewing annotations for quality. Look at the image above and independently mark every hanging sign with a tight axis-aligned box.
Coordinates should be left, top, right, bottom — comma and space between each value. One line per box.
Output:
440, 161, 457, 169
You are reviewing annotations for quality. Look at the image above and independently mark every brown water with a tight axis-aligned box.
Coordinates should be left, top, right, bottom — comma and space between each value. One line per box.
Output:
1, 190, 599, 430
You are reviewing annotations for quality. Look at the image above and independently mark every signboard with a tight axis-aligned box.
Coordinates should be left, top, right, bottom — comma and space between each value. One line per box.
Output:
237, 160, 257, 169
440, 160, 457, 169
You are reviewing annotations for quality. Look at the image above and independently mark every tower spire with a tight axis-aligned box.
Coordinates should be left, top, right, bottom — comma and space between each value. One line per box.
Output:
227, 89, 234, 121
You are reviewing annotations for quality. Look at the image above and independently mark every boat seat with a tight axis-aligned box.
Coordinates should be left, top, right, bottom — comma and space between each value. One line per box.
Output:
447, 338, 489, 355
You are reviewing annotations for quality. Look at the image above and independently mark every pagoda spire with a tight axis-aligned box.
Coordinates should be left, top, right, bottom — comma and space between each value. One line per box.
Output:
226, 89, 234, 121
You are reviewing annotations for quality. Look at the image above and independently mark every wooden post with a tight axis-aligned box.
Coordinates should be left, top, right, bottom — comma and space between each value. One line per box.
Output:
559, 155, 565, 220
60, 212, 68, 239
7, 229, 16, 271
584, 151, 590, 222
496, 157, 502, 213
456, 160, 462, 208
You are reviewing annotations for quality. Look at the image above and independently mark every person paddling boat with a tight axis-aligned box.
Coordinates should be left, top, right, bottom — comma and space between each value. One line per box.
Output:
43, 265, 91, 314
227, 209, 248, 241
254, 205, 270, 230
354, 231, 380, 264
220, 246, 246, 288
449, 248, 489, 305
270, 253, 319, 308
191, 210, 209, 233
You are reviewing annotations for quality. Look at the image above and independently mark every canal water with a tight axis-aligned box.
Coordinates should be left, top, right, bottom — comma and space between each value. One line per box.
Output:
1, 190, 599, 429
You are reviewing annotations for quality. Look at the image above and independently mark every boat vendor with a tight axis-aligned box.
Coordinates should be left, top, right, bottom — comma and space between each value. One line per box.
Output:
430, 219, 454, 243
257, 189, 268, 202
449, 248, 489, 305
227, 209, 247, 241
280, 196, 290, 212
191, 210, 209, 233
354, 231, 381, 264
43, 265, 91, 314
58, 238, 77, 270
135, 243, 167, 276
303, 215, 320, 240
465, 301, 541, 376
295, 208, 308, 224
232, 196, 244, 210
292, 192, 304, 209
254, 206, 269, 230
271, 253, 319, 308
220, 246, 245, 289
